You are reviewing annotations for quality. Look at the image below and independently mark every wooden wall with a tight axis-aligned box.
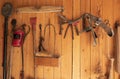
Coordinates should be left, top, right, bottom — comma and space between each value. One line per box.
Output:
0, 0, 120, 79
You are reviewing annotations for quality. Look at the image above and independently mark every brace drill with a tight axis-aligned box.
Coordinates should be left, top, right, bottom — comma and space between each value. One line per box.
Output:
58, 13, 114, 45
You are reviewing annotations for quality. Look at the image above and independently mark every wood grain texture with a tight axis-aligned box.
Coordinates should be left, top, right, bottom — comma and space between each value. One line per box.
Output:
80, 0, 91, 79
0, 0, 120, 79
73, 0, 81, 79
90, 0, 103, 79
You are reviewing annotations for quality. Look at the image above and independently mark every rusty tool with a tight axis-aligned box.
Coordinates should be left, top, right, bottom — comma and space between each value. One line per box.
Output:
1, 2, 13, 79
57, 14, 80, 40
38, 24, 46, 52
30, 17, 37, 79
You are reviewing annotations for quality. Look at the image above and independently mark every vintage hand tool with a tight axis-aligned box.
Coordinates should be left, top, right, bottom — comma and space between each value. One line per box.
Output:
44, 18, 56, 56
44, 18, 56, 39
58, 13, 114, 41
11, 24, 30, 79
30, 17, 37, 79
57, 14, 80, 40
38, 24, 46, 52
1, 2, 13, 79
84, 13, 114, 37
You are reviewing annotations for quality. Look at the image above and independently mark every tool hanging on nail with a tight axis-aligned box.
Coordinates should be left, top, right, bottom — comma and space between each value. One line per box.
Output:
44, 17, 56, 56
38, 24, 46, 52
12, 24, 30, 79
57, 13, 80, 40
79, 13, 114, 45
58, 13, 114, 45
1, 2, 13, 79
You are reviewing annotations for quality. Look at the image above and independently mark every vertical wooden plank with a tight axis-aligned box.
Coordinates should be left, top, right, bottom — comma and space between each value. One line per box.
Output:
11, 0, 24, 79
34, 0, 47, 79
72, 0, 81, 79
43, 1, 56, 79
21, 0, 33, 79
60, 0, 73, 79
80, 0, 91, 79
102, 0, 114, 78
114, 0, 120, 79
90, 0, 103, 79
53, 0, 63, 79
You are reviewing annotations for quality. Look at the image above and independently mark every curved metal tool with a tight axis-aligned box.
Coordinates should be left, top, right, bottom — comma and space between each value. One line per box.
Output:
57, 13, 81, 40
85, 13, 114, 37
44, 19, 56, 38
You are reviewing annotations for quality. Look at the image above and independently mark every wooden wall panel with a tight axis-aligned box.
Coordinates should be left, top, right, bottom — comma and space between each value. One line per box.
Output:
73, 0, 81, 79
80, 0, 91, 79
0, 0, 120, 79
90, 0, 103, 79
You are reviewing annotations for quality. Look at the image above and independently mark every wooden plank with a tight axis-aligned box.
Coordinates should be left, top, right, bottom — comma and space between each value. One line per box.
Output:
102, 0, 115, 79
16, 6, 63, 13
114, 0, 120, 78
80, 0, 91, 79
90, 0, 103, 79
72, 0, 81, 79
11, 0, 23, 79
34, 1, 47, 78
43, 1, 56, 79
35, 57, 59, 67
60, 0, 73, 79
53, 0, 63, 79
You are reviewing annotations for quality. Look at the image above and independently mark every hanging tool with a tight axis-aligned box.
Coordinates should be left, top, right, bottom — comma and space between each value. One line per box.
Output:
30, 17, 37, 79
58, 13, 114, 44
115, 20, 120, 74
1, 2, 13, 79
44, 18, 56, 56
7, 19, 17, 79
83, 13, 114, 37
30, 17, 37, 54
12, 24, 30, 79
38, 24, 46, 52
57, 13, 80, 40
44, 19, 56, 37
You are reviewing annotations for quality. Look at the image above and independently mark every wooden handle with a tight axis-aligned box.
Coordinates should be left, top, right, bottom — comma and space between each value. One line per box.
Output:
116, 21, 120, 74
109, 58, 114, 79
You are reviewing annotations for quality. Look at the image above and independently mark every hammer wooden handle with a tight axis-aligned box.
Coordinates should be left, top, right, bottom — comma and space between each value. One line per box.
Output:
109, 58, 114, 79
116, 21, 120, 74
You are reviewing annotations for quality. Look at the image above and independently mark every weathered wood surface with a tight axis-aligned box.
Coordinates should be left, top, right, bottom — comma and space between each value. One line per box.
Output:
0, 0, 120, 79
